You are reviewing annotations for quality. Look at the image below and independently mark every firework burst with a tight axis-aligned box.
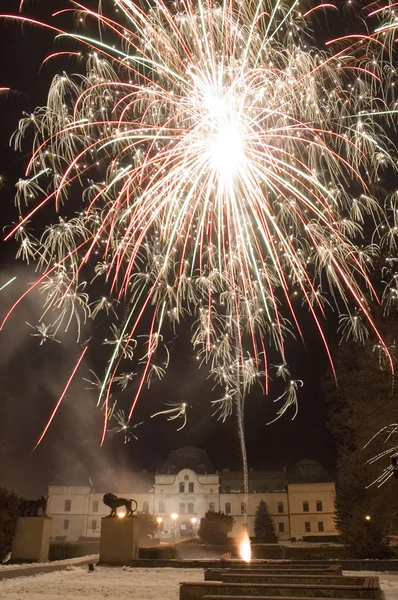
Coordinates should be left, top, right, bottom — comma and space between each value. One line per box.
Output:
2, 1, 398, 467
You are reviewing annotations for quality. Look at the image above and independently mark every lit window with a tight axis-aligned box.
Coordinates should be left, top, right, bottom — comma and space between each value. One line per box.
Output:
92, 500, 98, 513
305, 522, 311, 532
278, 522, 284, 533
189, 482, 194, 493
225, 502, 231, 514
179, 482, 185, 493
91, 519, 97, 530
64, 499, 71, 512
318, 521, 324, 532
63, 519, 69, 530
303, 501, 309, 512
316, 501, 323, 512
277, 502, 284, 513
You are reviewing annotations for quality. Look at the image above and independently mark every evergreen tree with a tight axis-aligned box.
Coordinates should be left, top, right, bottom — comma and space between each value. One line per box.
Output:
0, 487, 20, 563
254, 499, 277, 542
325, 311, 398, 558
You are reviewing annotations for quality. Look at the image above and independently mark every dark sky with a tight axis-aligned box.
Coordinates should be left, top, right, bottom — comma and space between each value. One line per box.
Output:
0, 0, 336, 497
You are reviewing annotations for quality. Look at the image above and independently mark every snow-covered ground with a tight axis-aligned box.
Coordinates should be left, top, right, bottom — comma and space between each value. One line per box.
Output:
345, 570, 398, 600
0, 566, 398, 600
0, 555, 98, 571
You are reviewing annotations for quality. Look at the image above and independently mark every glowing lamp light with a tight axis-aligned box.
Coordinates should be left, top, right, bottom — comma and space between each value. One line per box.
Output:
365, 515, 371, 521
156, 517, 163, 524
239, 530, 251, 563
171, 513, 178, 521
118, 512, 126, 518
191, 517, 197, 525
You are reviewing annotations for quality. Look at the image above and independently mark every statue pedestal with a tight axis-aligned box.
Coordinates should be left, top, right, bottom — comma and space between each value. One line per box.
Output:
99, 516, 139, 565
11, 516, 52, 562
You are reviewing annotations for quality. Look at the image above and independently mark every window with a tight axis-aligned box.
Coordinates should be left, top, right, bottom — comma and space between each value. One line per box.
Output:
189, 482, 194, 493
225, 502, 231, 515
240, 502, 246, 514
303, 501, 309, 512
277, 502, 284, 514
91, 519, 97, 530
318, 521, 324, 532
210, 489, 213, 493
305, 522, 311, 532
179, 503, 185, 514
143, 501, 149, 513
159, 501, 165, 514
64, 499, 71, 512
316, 500, 323, 512
63, 519, 69, 530
209, 502, 215, 512
92, 500, 98, 513
188, 503, 194, 514
184, 474, 189, 481
179, 482, 185, 493
278, 522, 285, 533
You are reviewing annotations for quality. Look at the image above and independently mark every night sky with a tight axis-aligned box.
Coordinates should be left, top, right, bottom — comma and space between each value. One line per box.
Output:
0, 0, 337, 497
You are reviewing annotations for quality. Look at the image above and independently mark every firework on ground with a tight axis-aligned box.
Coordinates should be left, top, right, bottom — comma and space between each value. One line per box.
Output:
1, 0, 398, 456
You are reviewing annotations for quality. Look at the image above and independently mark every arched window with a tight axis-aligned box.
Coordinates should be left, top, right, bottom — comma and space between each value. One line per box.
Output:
179, 482, 185, 493
184, 474, 189, 481
188, 482, 194, 493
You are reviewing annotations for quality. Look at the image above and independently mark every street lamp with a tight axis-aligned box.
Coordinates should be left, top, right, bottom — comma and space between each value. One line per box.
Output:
171, 513, 178, 544
190, 517, 197, 538
365, 515, 371, 522
156, 517, 163, 535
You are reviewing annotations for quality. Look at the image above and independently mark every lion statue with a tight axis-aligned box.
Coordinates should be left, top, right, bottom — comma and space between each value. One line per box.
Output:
103, 493, 137, 517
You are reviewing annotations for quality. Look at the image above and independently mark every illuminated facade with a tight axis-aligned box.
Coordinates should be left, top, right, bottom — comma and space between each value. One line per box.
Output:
47, 446, 338, 542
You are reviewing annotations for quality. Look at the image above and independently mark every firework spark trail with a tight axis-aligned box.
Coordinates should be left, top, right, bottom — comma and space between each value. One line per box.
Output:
0, 277, 16, 292
33, 345, 88, 450
1, 1, 398, 492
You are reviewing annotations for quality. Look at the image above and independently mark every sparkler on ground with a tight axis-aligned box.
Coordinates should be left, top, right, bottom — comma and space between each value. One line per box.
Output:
2, 2, 398, 500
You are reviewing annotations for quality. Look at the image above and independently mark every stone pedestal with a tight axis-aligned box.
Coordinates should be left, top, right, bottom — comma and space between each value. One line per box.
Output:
11, 516, 52, 562
99, 516, 139, 565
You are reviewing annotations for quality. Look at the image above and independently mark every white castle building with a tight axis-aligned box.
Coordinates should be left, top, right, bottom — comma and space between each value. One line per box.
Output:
47, 446, 338, 542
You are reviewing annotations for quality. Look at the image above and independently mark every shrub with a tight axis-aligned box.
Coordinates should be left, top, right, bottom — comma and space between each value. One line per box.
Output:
49, 542, 99, 561
0, 487, 20, 563
139, 545, 177, 559
198, 510, 234, 545
254, 500, 277, 543
136, 511, 158, 540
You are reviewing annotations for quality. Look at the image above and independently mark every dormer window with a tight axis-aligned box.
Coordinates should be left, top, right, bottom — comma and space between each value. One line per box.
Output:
184, 474, 189, 481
